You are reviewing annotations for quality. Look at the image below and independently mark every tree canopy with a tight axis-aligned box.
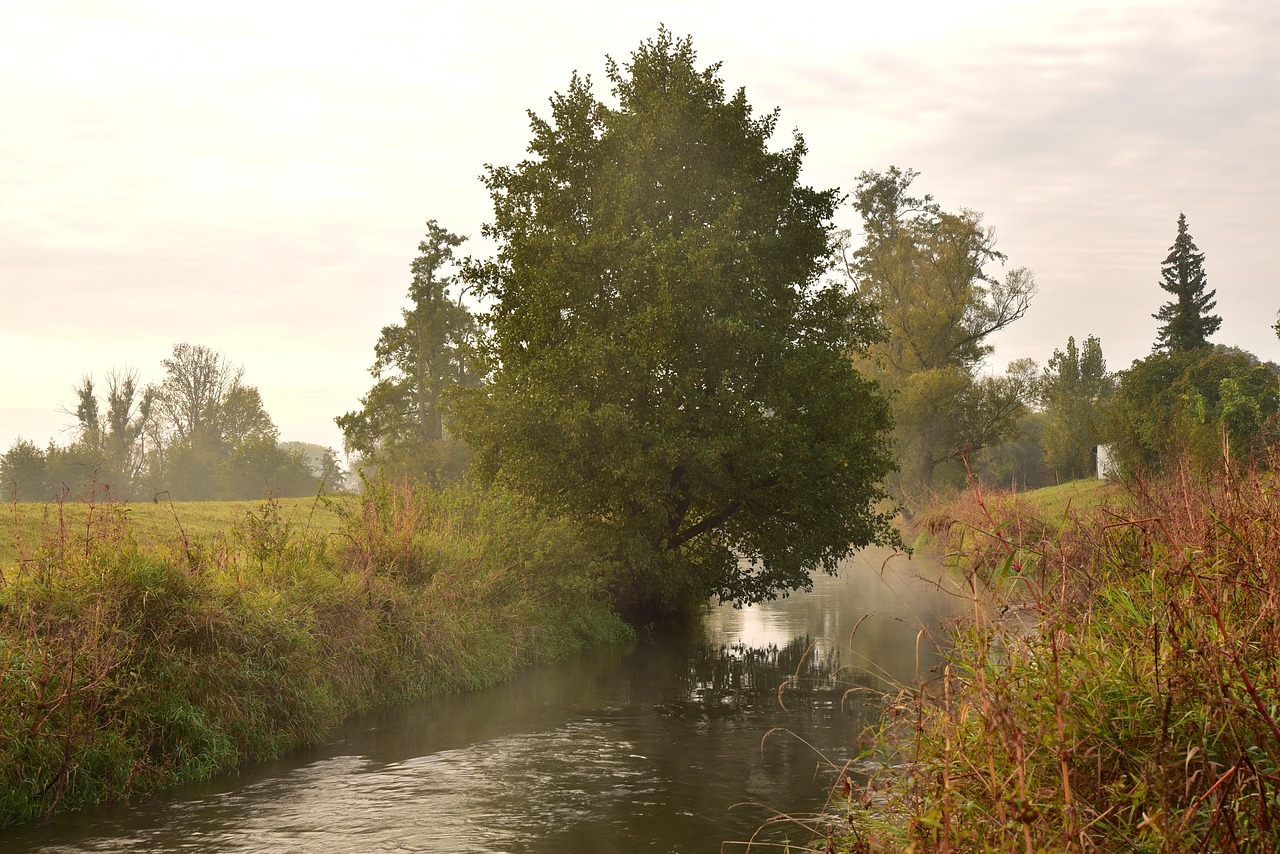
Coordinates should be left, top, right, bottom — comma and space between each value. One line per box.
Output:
1153, 213, 1220, 352
452, 29, 895, 611
1110, 346, 1278, 474
849, 167, 1036, 495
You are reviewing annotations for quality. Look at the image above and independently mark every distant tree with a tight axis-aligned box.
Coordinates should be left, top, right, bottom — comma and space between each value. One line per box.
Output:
153, 343, 244, 442
1153, 213, 1221, 352
452, 30, 895, 610
1041, 335, 1113, 481
73, 376, 100, 446
279, 441, 346, 492
149, 343, 293, 499
1109, 346, 1278, 474
65, 368, 155, 496
850, 167, 1037, 494
336, 221, 477, 480
218, 436, 316, 499
0, 439, 50, 502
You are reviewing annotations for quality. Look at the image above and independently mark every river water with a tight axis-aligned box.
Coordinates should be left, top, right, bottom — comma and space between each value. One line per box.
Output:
3, 547, 964, 852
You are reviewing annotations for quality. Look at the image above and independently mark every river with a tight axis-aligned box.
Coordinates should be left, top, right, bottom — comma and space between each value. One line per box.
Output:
2, 547, 964, 852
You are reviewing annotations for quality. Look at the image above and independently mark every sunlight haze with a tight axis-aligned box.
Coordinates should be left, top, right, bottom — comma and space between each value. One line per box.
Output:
4, 0, 1277, 456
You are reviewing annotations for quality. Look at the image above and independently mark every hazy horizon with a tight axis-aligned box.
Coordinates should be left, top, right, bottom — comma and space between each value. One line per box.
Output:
4, 0, 1278, 458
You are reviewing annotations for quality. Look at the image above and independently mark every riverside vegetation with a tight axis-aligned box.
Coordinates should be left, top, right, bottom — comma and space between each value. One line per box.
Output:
0, 482, 632, 826
793, 460, 1280, 852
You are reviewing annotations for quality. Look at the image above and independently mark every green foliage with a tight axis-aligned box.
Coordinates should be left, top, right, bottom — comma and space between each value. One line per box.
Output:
452, 29, 895, 610
1109, 345, 1278, 475
337, 222, 478, 484
850, 167, 1037, 495
0, 484, 629, 826
1041, 334, 1114, 481
218, 436, 319, 500
1153, 212, 1221, 352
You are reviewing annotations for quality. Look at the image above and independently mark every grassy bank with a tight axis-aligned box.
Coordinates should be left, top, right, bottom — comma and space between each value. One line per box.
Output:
807, 468, 1280, 852
0, 483, 632, 827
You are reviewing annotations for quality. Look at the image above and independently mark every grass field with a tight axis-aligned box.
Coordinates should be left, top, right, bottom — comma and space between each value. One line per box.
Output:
1, 494, 351, 574
1014, 476, 1117, 520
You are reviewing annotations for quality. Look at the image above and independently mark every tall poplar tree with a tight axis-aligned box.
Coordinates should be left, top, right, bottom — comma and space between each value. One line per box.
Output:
1041, 335, 1112, 480
1153, 213, 1220, 352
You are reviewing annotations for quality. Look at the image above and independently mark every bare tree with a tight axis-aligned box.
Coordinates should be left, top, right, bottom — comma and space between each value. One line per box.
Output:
152, 343, 244, 441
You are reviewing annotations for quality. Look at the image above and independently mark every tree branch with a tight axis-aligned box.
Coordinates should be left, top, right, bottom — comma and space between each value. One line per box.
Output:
666, 500, 741, 552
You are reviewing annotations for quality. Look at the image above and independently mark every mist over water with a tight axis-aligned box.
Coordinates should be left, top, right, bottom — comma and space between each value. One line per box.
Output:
3, 547, 963, 853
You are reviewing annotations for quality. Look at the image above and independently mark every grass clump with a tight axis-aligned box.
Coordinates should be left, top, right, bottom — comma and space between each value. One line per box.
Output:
0, 482, 630, 826
812, 463, 1280, 852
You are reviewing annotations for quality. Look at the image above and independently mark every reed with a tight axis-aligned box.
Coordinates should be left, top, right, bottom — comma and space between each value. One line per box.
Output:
812, 461, 1280, 852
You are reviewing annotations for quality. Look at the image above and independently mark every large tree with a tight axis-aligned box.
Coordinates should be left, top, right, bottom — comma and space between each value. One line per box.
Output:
850, 167, 1036, 495
1153, 213, 1220, 352
153, 343, 252, 443
336, 221, 477, 477
452, 30, 895, 610
149, 343, 294, 499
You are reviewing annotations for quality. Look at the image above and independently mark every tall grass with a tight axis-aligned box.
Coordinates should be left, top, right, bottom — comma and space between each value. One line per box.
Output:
813, 462, 1280, 852
0, 481, 630, 827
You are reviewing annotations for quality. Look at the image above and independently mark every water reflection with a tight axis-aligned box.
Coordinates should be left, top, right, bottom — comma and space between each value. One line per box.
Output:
2, 547, 964, 853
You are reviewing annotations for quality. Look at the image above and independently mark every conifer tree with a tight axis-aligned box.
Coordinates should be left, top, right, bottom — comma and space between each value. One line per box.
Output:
1153, 213, 1220, 352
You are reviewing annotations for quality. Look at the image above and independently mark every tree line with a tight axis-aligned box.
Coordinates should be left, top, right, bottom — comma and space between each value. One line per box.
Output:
334, 29, 1278, 611
1, 343, 343, 502
7, 29, 1276, 612
974, 211, 1278, 490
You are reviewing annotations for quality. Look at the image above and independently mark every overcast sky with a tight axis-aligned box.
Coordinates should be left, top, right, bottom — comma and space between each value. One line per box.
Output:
3, 0, 1278, 457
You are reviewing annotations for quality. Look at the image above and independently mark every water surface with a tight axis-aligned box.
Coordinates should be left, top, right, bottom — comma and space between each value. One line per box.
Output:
3, 547, 963, 852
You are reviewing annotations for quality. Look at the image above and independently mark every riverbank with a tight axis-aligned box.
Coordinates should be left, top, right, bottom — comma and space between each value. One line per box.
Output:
827, 467, 1280, 851
0, 482, 632, 827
